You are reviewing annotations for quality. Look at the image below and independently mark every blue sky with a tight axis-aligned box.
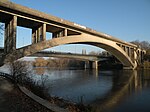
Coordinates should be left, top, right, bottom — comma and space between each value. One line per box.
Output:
1, 0, 150, 53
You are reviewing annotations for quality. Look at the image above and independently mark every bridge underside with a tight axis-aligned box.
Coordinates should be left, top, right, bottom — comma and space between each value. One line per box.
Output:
0, 0, 145, 69
0, 34, 141, 69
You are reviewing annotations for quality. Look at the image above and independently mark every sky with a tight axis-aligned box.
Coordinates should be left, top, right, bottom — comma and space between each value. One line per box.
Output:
1, 0, 150, 53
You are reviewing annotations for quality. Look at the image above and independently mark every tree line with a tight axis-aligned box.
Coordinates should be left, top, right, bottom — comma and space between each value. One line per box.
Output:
33, 57, 84, 69
131, 40, 150, 60
131, 40, 150, 69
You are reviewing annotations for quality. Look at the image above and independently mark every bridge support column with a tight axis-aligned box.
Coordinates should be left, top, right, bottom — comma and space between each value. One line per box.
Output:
126, 47, 130, 56
64, 29, 68, 36
129, 48, 132, 58
140, 51, 145, 64
52, 29, 67, 38
121, 45, 126, 51
32, 23, 46, 44
130, 48, 134, 62
84, 61, 90, 69
137, 50, 142, 64
134, 49, 138, 64
92, 61, 98, 70
4, 16, 17, 54
126, 47, 133, 59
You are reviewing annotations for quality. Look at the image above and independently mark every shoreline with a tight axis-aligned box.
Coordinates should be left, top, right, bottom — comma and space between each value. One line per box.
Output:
0, 76, 53, 112
0, 73, 93, 112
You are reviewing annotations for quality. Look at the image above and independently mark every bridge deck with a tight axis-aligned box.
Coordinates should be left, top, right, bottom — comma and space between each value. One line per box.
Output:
0, 0, 136, 47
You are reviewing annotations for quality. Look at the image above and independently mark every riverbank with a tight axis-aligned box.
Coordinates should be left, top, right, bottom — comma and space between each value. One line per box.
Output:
0, 74, 93, 112
0, 77, 53, 112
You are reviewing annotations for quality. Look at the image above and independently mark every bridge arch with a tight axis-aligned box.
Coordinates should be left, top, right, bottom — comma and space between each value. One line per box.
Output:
3, 33, 137, 69
0, 0, 142, 69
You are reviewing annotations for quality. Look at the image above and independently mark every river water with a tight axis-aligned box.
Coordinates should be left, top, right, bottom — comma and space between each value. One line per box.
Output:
33, 68, 150, 111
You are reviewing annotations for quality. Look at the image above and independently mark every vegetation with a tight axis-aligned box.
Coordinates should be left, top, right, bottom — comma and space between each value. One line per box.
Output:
8, 60, 50, 98
8, 61, 31, 84
131, 40, 150, 69
33, 57, 85, 69
6, 60, 94, 112
131, 40, 150, 50
47, 58, 69, 68
0, 79, 52, 112
33, 58, 48, 67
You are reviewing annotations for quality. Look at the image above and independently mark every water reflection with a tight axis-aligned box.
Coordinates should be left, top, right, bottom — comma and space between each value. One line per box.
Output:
92, 70, 137, 111
141, 70, 150, 88
93, 70, 150, 112
34, 69, 113, 104
33, 68, 150, 111
34, 67, 45, 75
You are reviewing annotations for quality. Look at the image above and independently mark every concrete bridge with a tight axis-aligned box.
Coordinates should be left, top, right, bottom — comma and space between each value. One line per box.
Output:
32, 51, 103, 61
0, 0, 145, 69
31, 51, 111, 69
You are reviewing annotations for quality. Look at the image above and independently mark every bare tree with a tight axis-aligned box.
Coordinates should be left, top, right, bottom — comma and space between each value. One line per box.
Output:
33, 57, 48, 67
8, 61, 31, 84
131, 40, 150, 62
47, 58, 69, 68
131, 40, 150, 50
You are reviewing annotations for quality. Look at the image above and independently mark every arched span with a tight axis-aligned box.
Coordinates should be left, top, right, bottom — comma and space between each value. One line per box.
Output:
4, 33, 136, 69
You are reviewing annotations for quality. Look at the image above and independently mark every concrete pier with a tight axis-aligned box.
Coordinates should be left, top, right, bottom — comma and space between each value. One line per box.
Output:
32, 23, 46, 44
4, 16, 17, 53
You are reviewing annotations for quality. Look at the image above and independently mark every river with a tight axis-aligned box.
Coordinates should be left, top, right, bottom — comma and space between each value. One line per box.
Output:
33, 68, 150, 112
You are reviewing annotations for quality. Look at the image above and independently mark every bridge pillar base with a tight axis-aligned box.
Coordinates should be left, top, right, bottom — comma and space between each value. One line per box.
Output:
92, 61, 98, 70
84, 61, 90, 69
